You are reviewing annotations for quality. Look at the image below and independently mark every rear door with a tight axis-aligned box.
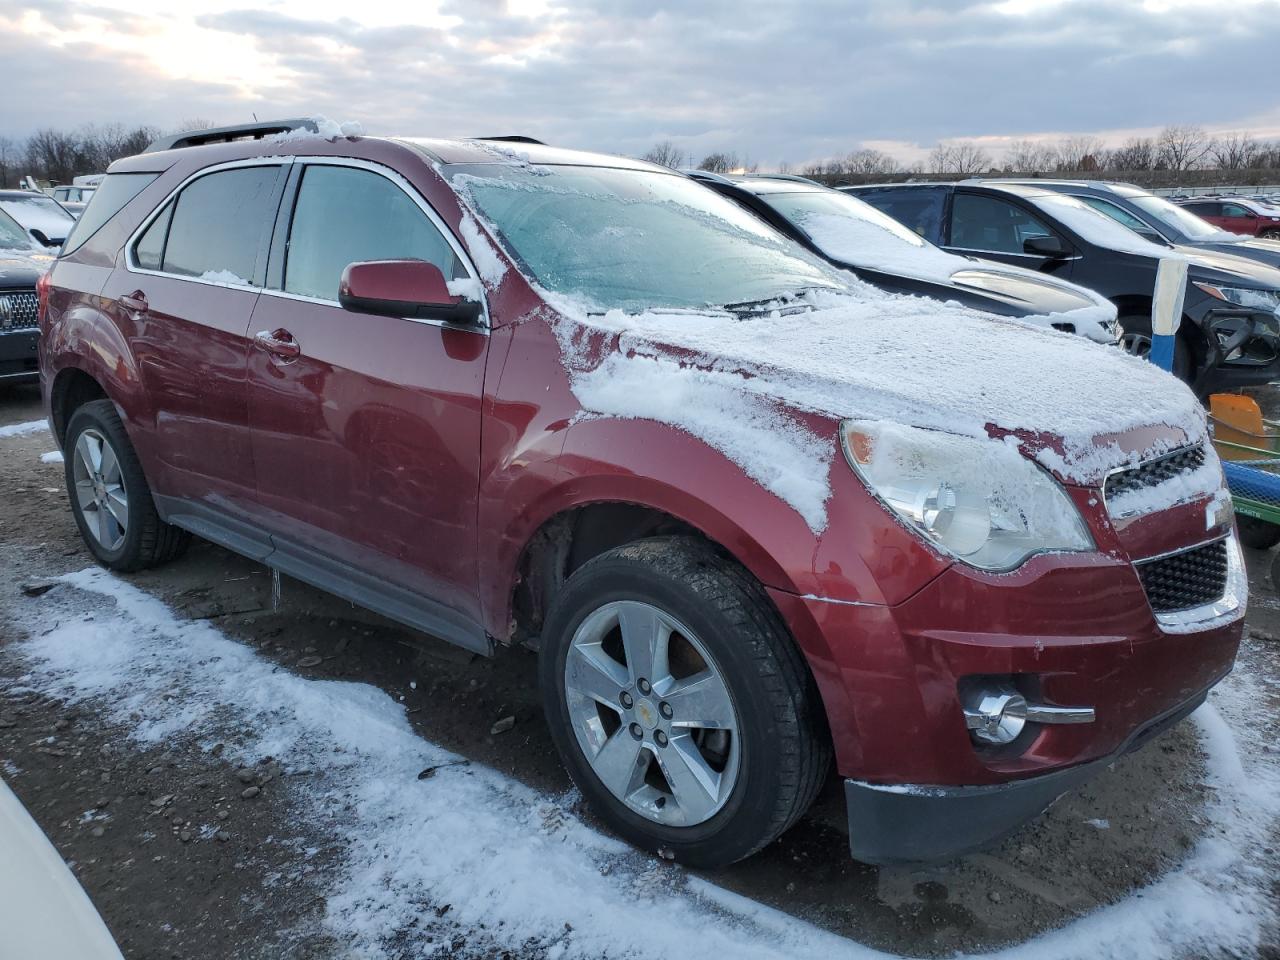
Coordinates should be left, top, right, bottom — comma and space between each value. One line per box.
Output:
944, 190, 1075, 278
101, 161, 287, 544
245, 158, 490, 636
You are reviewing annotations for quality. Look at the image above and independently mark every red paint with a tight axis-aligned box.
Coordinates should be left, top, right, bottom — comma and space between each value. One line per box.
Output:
40, 134, 1243, 796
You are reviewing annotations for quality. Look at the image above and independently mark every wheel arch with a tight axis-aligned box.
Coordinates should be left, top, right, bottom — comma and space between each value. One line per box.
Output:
49, 366, 110, 447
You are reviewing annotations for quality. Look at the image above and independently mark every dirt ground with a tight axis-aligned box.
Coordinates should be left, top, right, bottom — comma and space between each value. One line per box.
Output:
0, 379, 1277, 960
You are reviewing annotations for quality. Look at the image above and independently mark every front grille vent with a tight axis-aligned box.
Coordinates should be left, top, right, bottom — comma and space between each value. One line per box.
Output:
1105, 445, 1206, 501
1136, 538, 1229, 613
0, 290, 39, 331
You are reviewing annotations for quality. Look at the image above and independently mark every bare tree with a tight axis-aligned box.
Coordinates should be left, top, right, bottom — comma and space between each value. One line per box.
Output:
1005, 139, 1055, 173
1210, 132, 1260, 170
1107, 137, 1156, 171
697, 152, 739, 174
1156, 124, 1213, 171
641, 140, 687, 169
843, 148, 898, 176
0, 136, 17, 188
929, 141, 992, 175
1053, 135, 1105, 171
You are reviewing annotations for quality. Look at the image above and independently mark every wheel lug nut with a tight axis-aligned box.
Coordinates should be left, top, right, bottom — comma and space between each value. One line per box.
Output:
637, 678, 651, 695
629, 722, 643, 740
655, 730, 668, 747
659, 702, 673, 719
620, 691, 633, 709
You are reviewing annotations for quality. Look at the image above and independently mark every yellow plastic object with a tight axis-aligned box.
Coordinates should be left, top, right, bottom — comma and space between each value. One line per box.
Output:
1210, 394, 1268, 459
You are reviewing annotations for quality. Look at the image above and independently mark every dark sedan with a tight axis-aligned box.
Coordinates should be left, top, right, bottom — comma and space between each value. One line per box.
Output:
689, 172, 1118, 342
847, 180, 1280, 392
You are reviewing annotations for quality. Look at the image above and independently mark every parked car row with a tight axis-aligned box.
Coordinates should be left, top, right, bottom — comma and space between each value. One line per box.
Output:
845, 179, 1280, 392
35, 120, 1245, 868
1172, 195, 1280, 239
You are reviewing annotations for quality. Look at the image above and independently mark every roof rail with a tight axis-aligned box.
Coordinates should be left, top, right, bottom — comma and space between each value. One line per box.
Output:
472, 136, 546, 145
740, 173, 825, 187
146, 118, 321, 153
680, 168, 737, 185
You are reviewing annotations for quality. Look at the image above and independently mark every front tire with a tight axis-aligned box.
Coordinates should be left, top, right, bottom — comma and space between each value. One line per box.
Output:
64, 399, 190, 572
539, 537, 830, 867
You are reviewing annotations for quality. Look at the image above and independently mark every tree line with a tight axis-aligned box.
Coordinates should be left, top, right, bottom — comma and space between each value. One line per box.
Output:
643, 125, 1280, 179
0, 122, 218, 188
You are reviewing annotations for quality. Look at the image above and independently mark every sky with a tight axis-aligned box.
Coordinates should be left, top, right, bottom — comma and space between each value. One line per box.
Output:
2, 0, 1279, 169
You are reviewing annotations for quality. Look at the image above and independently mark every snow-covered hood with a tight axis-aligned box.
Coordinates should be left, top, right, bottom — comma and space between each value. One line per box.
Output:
552, 288, 1205, 531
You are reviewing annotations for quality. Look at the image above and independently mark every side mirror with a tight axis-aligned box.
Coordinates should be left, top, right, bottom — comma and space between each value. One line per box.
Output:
339, 259, 482, 325
29, 228, 54, 247
1023, 235, 1069, 259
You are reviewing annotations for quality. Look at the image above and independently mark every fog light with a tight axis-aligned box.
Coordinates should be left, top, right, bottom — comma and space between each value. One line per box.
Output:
964, 688, 1028, 744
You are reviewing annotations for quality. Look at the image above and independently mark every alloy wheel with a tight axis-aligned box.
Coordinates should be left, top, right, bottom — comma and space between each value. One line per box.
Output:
563, 600, 741, 827
1120, 330, 1152, 359
72, 428, 129, 551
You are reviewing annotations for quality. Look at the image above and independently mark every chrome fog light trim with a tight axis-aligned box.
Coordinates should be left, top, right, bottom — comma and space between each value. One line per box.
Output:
964, 686, 1095, 745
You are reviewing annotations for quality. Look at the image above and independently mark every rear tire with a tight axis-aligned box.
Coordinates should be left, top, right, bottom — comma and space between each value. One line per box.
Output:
539, 536, 830, 868
64, 399, 190, 572
1117, 313, 1192, 382
1237, 515, 1280, 551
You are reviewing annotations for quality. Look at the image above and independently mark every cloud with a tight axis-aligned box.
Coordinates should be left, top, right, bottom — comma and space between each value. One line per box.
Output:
2, 0, 1279, 168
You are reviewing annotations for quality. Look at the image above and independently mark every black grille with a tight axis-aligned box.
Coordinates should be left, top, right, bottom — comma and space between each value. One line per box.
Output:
0, 290, 39, 331
1105, 445, 1206, 501
1136, 538, 1229, 613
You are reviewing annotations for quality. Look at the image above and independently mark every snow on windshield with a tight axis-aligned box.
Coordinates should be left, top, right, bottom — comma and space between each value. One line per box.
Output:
1026, 193, 1181, 259
1131, 195, 1241, 242
549, 285, 1205, 531
449, 166, 847, 313
763, 190, 969, 284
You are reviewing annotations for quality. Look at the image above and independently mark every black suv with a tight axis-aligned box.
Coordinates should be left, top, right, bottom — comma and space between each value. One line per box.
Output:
0, 207, 52, 385
987, 180, 1280, 275
847, 180, 1280, 392
688, 172, 1117, 342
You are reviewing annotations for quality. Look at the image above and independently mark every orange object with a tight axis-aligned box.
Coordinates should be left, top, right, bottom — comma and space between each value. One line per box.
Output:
1210, 394, 1267, 459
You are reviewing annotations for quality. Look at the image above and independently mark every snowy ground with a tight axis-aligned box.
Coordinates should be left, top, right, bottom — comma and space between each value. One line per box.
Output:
1, 383, 1278, 959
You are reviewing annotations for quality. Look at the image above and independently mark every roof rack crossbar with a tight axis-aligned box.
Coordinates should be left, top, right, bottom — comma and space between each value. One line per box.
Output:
146, 118, 320, 153
471, 136, 546, 145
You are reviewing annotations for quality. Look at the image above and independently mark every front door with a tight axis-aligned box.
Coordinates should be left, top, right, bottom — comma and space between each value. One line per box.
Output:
945, 191, 1075, 279
245, 160, 490, 628
1219, 202, 1258, 236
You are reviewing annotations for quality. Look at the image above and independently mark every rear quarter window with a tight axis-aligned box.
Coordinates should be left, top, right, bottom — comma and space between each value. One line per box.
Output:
60, 173, 159, 256
854, 188, 947, 244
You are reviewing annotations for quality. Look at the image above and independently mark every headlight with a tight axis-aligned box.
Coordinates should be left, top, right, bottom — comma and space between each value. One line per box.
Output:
1193, 282, 1280, 312
841, 421, 1094, 571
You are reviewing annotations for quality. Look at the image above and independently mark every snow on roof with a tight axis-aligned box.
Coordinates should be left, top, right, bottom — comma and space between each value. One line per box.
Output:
1025, 193, 1183, 260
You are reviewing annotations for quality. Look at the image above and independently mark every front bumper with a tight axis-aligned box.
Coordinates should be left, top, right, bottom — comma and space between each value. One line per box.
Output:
842, 679, 1215, 864
0, 328, 39, 384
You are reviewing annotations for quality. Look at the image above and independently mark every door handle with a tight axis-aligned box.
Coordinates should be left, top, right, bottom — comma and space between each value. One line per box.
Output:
119, 290, 148, 313
254, 328, 301, 361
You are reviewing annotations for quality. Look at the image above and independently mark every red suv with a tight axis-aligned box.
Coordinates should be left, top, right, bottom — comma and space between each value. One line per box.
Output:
38, 121, 1244, 867
1178, 197, 1280, 239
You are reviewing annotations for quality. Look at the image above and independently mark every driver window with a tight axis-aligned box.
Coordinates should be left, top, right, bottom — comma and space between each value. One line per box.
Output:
285, 165, 464, 302
1222, 203, 1252, 218
949, 194, 1053, 254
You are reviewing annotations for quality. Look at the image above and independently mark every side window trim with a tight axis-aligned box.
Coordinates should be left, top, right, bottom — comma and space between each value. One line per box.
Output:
262, 155, 490, 330
125, 158, 291, 291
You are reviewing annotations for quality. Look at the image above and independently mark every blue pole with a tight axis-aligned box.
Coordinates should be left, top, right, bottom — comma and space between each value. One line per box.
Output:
1148, 334, 1175, 372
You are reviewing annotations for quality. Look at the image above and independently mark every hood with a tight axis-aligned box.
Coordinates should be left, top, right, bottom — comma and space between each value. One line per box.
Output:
550, 286, 1205, 531
1189, 235, 1280, 271
0, 249, 51, 286
1180, 243, 1280, 289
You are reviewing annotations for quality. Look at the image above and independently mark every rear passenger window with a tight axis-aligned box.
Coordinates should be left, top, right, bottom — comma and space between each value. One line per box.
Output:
284, 165, 463, 302
950, 194, 1054, 254
856, 188, 947, 243
134, 201, 173, 271
160, 166, 281, 285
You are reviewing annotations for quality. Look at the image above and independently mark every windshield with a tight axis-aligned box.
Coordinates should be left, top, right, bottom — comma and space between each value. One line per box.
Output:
1131, 194, 1230, 241
0, 208, 37, 251
447, 164, 847, 313
1026, 193, 1172, 258
759, 188, 967, 282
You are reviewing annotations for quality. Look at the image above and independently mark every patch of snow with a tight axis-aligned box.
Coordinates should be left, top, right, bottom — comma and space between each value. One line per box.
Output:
6, 567, 1279, 960
272, 116, 362, 145
445, 277, 483, 301
1106, 445, 1226, 519
457, 212, 507, 288
40, 450, 64, 464
0, 420, 48, 440
1085, 818, 1111, 830
798, 211, 966, 284
197, 269, 249, 286
1027, 194, 1185, 261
